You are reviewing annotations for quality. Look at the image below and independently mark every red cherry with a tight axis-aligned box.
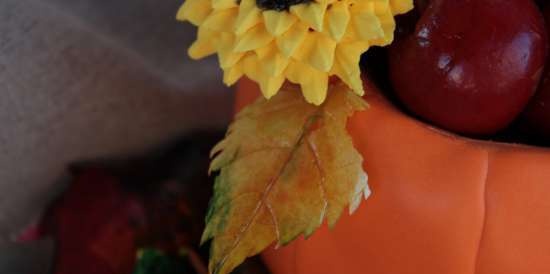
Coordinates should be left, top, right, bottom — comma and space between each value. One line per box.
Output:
521, 6, 550, 140
389, 0, 547, 135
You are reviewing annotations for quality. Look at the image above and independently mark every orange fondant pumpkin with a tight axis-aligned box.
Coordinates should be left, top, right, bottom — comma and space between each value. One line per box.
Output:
235, 78, 550, 274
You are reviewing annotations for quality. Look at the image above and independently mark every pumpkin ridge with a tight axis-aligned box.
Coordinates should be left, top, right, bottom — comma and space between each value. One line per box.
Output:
472, 150, 491, 274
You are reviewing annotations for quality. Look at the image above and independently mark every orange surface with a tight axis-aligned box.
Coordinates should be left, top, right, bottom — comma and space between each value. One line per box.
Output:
235, 78, 550, 274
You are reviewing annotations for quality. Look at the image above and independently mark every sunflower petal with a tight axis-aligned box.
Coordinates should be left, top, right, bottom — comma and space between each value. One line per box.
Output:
263, 10, 298, 36
335, 41, 368, 74
234, 0, 263, 35
370, 4, 396, 46
325, 0, 350, 42
189, 40, 216, 59
223, 63, 244, 86
389, 0, 414, 15
301, 70, 328, 105
290, 1, 327, 32
176, 0, 212, 25
338, 41, 364, 66
331, 61, 363, 95
276, 22, 308, 58
218, 33, 244, 68
188, 27, 217, 59
260, 43, 290, 76
255, 41, 276, 59
235, 24, 273, 52
285, 61, 327, 105
307, 33, 336, 72
291, 31, 315, 62
285, 60, 301, 84
202, 8, 238, 33
258, 73, 286, 98
242, 53, 261, 81
212, 0, 238, 10
266, 53, 289, 76
178, 0, 409, 105
350, 2, 384, 41
331, 41, 367, 94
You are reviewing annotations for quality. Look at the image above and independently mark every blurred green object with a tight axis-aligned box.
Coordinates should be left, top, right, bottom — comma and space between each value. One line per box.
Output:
134, 249, 193, 274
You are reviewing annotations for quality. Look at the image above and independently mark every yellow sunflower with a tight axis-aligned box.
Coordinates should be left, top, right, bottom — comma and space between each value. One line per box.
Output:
177, 0, 413, 105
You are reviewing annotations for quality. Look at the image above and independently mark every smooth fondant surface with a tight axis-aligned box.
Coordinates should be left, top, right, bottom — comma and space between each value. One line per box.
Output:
235, 78, 550, 274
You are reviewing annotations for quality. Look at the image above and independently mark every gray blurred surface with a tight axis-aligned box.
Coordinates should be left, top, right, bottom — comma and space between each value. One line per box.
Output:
0, 239, 54, 274
0, 0, 232, 244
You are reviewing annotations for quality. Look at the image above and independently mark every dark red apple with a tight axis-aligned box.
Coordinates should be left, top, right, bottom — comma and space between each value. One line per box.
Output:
521, 6, 550, 140
389, 0, 548, 135
414, 0, 430, 14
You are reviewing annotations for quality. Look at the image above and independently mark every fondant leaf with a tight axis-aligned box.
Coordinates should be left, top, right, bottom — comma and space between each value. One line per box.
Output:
203, 82, 370, 274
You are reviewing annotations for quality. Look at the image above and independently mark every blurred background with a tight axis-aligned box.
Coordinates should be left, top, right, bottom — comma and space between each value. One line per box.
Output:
0, 0, 259, 273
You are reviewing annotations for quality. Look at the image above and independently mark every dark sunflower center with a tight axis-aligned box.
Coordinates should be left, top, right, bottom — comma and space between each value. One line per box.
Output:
255, 0, 312, 11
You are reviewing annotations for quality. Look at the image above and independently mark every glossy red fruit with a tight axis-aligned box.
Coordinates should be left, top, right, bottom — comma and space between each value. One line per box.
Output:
414, 0, 430, 14
389, 0, 547, 135
521, 6, 550, 140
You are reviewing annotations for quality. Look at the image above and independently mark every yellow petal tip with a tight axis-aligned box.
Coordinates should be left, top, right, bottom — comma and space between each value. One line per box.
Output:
177, 0, 414, 104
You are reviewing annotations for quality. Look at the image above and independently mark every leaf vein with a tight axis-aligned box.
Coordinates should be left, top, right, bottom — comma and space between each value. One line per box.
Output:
213, 113, 320, 273
265, 201, 281, 246
224, 146, 292, 167
306, 136, 328, 224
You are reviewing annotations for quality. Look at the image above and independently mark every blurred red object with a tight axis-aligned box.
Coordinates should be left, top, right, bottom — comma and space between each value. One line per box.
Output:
45, 169, 146, 274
